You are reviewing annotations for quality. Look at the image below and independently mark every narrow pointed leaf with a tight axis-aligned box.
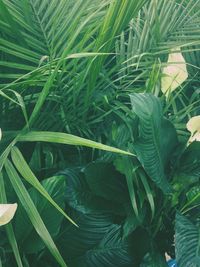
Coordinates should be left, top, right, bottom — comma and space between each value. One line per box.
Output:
0, 174, 23, 267
4, 159, 68, 267
18, 131, 134, 156
11, 146, 77, 227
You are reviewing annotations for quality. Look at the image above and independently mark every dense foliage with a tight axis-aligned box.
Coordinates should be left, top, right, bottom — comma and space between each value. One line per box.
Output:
0, 0, 200, 266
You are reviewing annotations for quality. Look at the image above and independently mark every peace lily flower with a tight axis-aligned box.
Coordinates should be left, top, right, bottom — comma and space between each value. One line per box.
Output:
186, 115, 200, 144
0, 129, 18, 226
0, 203, 18, 226
161, 48, 188, 97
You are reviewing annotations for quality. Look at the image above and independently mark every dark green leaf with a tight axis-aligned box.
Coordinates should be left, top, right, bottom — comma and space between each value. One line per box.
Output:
178, 142, 200, 179
175, 213, 200, 267
58, 210, 115, 260
84, 162, 129, 204
61, 168, 125, 215
140, 252, 168, 267
130, 93, 177, 193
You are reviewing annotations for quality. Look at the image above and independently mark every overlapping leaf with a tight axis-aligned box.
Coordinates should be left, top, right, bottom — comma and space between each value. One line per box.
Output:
130, 93, 178, 193
175, 213, 200, 267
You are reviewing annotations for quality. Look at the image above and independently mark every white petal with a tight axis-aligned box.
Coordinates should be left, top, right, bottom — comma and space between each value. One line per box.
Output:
189, 132, 200, 143
0, 129, 2, 141
187, 115, 200, 135
161, 49, 188, 96
187, 116, 200, 144
0, 203, 18, 226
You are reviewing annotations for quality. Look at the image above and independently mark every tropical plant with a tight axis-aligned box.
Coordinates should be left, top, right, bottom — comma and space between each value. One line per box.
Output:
0, 0, 200, 266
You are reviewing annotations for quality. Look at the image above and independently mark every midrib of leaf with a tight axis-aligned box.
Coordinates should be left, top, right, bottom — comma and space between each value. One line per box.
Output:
88, 243, 129, 254
150, 115, 164, 180
30, 1, 52, 57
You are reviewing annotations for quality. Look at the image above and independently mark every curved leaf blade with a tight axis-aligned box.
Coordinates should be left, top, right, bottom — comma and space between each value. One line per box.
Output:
11, 146, 77, 227
175, 213, 200, 267
4, 159, 68, 267
18, 131, 134, 156
130, 93, 173, 193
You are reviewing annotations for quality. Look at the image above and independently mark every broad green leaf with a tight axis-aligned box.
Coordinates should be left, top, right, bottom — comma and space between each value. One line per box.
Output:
72, 225, 133, 267
161, 49, 188, 96
175, 213, 200, 267
0, 203, 17, 226
84, 162, 129, 204
58, 209, 133, 267
187, 116, 200, 143
4, 159, 68, 267
58, 210, 115, 261
61, 168, 125, 215
178, 142, 200, 179
130, 93, 176, 193
11, 146, 77, 226
18, 131, 133, 156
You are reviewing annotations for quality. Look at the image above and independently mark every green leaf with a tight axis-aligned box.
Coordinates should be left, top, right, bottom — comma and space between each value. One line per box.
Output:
0, 0, 25, 45
84, 162, 129, 204
114, 157, 140, 219
130, 93, 177, 193
72, 225, 133, 267
61, 168, 125, 215
140, 252, 168, 267
4, 159, 68, 267
175, 213, 200, 267
58, 209, 133, 267
186, 186, 200, 206
11, 146, 77, 226
18, 131, 133, 156
58, 210, 115, 261
178, 142, 200, 179
14, 175, 66, 253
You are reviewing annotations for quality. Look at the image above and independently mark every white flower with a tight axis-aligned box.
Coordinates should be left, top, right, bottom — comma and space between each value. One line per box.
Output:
161, 48, 188, 96
0, 203, 18, 226
187, 115, 200, 143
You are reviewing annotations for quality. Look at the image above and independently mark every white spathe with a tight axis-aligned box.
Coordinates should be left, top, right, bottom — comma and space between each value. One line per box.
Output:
0, 130, 18, 226
187, 115, 200, 143
0, 203, 18, 226
161, 49, 188, 96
